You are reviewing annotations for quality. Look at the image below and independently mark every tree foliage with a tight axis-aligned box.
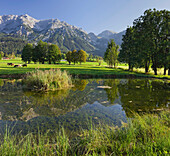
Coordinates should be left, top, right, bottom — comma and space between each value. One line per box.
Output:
104, 39, 119, 67
119, 9, 170, 75
0, 36, 27, 55
78, 50, 87, 64
72, 49, 78, 65
22, 43, 33, 63
48, 44, 61, 64
66, 51, 72, 65
22, 40, 61, 64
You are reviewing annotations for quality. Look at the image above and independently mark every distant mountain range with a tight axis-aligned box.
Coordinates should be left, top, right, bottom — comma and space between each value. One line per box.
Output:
0, 14, 125, 56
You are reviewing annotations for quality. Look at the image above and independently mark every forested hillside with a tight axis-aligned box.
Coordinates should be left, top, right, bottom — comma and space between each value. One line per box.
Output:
0, 35, 27, 55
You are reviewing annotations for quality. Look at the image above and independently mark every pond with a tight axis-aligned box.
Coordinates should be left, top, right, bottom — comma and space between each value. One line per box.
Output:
0, 78, 169, 135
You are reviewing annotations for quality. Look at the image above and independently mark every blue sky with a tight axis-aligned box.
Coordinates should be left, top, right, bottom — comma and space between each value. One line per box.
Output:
0, 0, 170, 34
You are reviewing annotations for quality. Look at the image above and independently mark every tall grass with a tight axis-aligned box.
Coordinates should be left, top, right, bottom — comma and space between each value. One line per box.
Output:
22, 69, 72, 91
76, 111, 170, 156
0, 111, 169, 155
0, 127, 70, 156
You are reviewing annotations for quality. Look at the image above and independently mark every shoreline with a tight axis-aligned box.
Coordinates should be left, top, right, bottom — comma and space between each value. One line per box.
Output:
0, 73, 169, 80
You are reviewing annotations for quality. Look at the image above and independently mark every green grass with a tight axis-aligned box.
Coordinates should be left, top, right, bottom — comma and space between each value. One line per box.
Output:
0, 111, 169, 155
0, 58, 169, 79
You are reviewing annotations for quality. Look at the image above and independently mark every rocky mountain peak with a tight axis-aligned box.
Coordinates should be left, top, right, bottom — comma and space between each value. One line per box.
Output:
98, 30, 117, 39
0, 14, 125, 56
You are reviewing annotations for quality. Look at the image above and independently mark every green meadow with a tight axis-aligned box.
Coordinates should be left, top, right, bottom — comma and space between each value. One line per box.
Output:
0, 58, 169, 79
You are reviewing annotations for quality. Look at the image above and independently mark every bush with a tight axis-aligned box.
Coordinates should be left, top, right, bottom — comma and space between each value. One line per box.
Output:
23, 69, 72, 91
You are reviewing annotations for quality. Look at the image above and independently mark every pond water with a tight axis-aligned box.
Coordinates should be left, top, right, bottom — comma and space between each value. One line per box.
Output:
0, 79, 169, 135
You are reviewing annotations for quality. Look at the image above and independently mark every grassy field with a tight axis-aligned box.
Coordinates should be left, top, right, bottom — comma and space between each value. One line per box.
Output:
0, 58, 169, 79
0, 111, 169, 155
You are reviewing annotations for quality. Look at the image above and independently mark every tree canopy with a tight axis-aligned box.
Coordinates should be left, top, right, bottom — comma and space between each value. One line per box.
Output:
22, 43, 33, 63
78, 50, 87, 64
119, 9, 170, 75
22, 40, 61, 64
104, 39, 119, 67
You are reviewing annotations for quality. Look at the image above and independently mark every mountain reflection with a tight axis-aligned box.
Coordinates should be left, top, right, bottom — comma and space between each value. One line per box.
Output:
0, 78, 169, 134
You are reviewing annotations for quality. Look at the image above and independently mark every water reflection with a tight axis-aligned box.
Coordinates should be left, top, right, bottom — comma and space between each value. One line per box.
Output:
118, 79, 170, 117
0, 78, 169, 134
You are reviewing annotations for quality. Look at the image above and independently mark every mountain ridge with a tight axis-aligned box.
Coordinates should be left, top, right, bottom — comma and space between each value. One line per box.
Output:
0, 14, 125, 56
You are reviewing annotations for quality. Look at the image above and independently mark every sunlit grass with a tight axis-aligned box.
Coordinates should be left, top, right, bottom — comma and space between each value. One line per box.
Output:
0, 59, 169, 79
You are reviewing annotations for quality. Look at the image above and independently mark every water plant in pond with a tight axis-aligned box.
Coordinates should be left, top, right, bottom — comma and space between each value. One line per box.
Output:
22, 69, 72, 91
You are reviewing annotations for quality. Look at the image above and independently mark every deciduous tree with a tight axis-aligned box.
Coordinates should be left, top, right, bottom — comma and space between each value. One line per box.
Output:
78, 49, 87, 64
66, 51, 72, 65
21, 43, 33, 63
48, 44, 61, 64
104, 39, 119, 68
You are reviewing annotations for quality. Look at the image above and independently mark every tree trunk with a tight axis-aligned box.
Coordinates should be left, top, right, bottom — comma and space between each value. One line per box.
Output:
164, 65, 167, 75
114, 63, 116, 68
145, 62, 149, 73
168, 68, 170, 75
164, 68, 166, 75
154, 67, 157, 75
49, 60, 51, 64
128, 62, 131, 70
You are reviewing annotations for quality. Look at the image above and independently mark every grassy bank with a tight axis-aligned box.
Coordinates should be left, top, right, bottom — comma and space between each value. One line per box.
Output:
0, 111, 169, 155
0, 59, 169, 79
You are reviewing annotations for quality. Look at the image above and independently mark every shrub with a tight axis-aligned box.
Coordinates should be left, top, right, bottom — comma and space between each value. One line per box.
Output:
23, 69, 72, 91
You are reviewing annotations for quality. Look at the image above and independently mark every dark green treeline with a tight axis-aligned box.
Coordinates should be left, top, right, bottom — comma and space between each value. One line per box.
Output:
22, 40, 61, 64
119, 9, 170, 75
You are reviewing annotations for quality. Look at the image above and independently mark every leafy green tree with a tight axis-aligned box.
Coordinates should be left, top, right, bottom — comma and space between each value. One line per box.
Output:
104, 39, 119, 68
35, 40, 48, 64
133, 13, 152, 73
120, 9, 169, 75
48, 44, 61, 64
32, 47, 38, 64
66, 51, 72, 65
21, 43, 33, 63
71, 49, 78, 65
0, 53, 1, 60
158, 10, 170, 75
119, 27, 137, 71
77, 50, 87, 64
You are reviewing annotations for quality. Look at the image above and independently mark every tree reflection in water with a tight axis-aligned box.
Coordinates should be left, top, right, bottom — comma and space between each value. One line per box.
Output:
0, 78, 169, 135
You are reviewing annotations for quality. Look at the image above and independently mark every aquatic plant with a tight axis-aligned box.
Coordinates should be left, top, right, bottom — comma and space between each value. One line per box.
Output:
22, 69, 72, 91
